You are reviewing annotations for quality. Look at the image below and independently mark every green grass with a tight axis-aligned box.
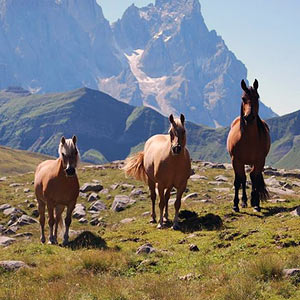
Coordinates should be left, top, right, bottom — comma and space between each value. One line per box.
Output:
1, 159, 300, 299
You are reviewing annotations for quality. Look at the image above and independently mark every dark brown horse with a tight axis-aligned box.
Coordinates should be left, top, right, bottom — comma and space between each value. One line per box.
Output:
227, 79, 270, 212
34, 136, 80, 245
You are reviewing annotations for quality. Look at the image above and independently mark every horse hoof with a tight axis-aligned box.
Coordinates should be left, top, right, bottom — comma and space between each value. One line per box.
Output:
172, 224, 180, 230
156, 223, 164, 229
40, 238, 46, 244
233, 206, 240, 212
149, 219, 157, 224
253, 206, 261, 212
241, 202, 247, 208
62, 241, 69, 247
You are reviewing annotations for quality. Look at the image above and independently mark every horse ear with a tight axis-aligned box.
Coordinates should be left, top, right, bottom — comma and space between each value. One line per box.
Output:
72, 135, 77, 145
169, 114, 174, 124
60, 136, 65, 145
180, 114, 185, 125
253, 79, 258, 90
241, 80, 249, 93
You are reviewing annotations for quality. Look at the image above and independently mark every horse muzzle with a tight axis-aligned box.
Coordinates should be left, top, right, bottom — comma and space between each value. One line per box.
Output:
65, 167, 76, 177
172, 145, 182, 155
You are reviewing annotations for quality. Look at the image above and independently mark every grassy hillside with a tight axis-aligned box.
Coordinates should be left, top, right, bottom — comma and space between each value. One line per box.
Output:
0, 146, 52, 176
1, 162, 300, 299
0, 87, 299, 168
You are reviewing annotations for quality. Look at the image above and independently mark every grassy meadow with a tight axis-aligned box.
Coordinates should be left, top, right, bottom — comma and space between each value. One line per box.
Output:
0, 158, 300, 300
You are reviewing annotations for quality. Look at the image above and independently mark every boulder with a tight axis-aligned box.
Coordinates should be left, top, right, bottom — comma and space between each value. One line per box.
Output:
72, 204, 86, 219
111, 195, 135, 212
13, 215, 38, 226
0, 204, 11, 212
87, 192, 99, 202
89, 200, 106, 212
0, 260, 28, 271
136, 243, 155, 254
80, 183, 103, 193
0, 236, 16, 246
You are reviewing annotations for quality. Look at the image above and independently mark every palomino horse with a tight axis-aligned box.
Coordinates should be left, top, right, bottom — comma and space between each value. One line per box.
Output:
227, 79, 270, 212
34, 136, 80, 245
123, 114, 191, 229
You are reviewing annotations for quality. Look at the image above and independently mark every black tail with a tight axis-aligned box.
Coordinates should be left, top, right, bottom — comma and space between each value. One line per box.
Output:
256, 173, 269, 201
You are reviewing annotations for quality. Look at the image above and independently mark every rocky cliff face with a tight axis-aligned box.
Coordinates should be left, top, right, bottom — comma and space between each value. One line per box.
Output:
0, 0, 276, 126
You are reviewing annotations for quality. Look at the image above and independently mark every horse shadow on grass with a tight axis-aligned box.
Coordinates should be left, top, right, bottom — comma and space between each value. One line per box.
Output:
178, 210, 223, 233
261, 205, 297, 217
64, 231, 107, 250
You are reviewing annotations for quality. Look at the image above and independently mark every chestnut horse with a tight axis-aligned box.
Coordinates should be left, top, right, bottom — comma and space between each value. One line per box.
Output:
34, 136, 80, 245
123, 114, 191, 229
227, 79, 270, 212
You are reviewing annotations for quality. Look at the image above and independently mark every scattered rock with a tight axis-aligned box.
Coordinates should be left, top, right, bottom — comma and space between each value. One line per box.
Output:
13, 232, 33, 238
9, 183, 23, 187
120, 217, 136, 224
72, 204, 86, 219
80, 183, 103, 193
190, 174, 208, 181
78, 218, 88, 224
130, 188, 145, 197
0, 236, 16, 246
79, 192, 88, 198
110, 184, 119, 190
0, 261, 28, 271
265, 176, 283, 188
267, 199, 288, 203
291, 207, 300, 217
88, 200, 106, 212
0, 225, 5, 233
121, 183, 135, 190
13, 215, 38, 226
213, 187, 230, 193
0, 177, 7, 182
179, 273, 200, 281
111, 195, 135, 212
27, 203, 35, 208
0, 204, 11, 212
23, 188, 30, 193
283, 268, 300, 277
3, 226, 18, 235
3, 207, 23, 216
182, 193, 198, 201
99, 188, 109, 195
136, 243, 155, 254
142, 211, 151, 217
215, 175, 229, 182
268, 187, 295, 196
87, 192, 99, 202
189, 244, 199, 251
90, 217, 100, 226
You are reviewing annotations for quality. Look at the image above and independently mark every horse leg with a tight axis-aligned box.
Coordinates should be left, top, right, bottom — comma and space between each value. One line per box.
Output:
63, 202, 76, 246
47, 202, 56, 244
232, 160, 245, 212
37, 200, 46, 243
250, 163, 269, 212
172, 183, 186, 230
157, 185, 166, 229
241, 173, 248, 208
148, 179, 157, 223
164, 187, 172, 223
54, 205, 65, 244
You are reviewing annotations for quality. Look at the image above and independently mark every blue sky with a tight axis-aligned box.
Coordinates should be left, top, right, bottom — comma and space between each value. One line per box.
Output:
97, 0, 300, 116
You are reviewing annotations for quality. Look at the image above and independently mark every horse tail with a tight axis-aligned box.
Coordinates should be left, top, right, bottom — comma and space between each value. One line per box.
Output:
257, 173, 269, 201
54, 206, 65, 238
123, 151, 148, 183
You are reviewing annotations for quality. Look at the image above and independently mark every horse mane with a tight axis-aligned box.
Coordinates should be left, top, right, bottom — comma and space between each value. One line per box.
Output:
257, 116, 269, 136
239, 102, 246, 133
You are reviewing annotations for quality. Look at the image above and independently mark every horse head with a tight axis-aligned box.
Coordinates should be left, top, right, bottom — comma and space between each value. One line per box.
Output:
241, 79, 260, 124
168, 114, 186, 155
58, 135, 80, 177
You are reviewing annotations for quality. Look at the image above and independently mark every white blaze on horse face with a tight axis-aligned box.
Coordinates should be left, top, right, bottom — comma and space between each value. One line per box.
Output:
169, 118, 186, 154
58, 138, 79, 169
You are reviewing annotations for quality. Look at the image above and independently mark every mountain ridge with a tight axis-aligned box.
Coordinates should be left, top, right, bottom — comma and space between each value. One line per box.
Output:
0, 86, 297, 168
